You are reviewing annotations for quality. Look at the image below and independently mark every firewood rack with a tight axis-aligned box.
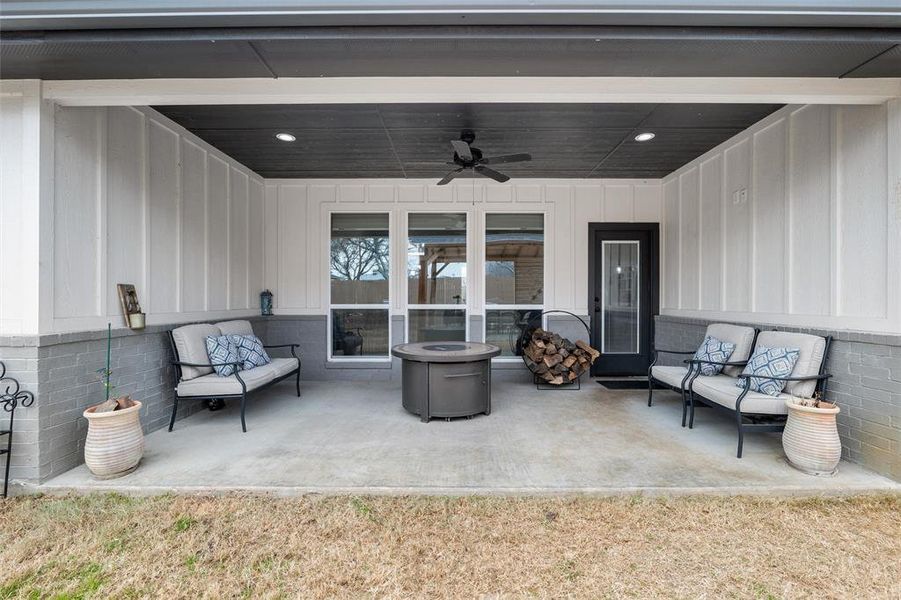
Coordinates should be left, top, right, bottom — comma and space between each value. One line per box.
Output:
1, 361, 35, 497
519, 310, 592, 391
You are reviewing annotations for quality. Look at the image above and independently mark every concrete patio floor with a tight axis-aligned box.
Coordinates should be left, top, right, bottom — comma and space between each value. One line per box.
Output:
38, 380, 899, 496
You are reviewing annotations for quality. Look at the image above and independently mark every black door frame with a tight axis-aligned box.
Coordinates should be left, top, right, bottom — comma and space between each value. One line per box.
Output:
588, 223, 660, 376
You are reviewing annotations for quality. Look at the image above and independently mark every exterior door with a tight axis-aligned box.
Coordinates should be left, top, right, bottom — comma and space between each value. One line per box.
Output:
589, 224, 659, 376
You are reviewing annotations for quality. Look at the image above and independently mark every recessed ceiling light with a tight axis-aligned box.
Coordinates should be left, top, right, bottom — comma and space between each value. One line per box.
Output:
275, 132, 296, 142
634, 132, 656, 142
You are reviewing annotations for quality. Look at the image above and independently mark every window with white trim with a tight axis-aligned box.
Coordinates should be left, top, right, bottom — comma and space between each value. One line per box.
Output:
329, 213, 390, 359
406, 213, 467, 342
484, 213, 544, 357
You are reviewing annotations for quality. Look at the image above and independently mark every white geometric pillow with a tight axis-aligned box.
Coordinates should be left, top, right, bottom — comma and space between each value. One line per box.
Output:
205, 335, 242, 377
735, 346, 800, 396
692, 336, 736, 376
229, 334, 271, 370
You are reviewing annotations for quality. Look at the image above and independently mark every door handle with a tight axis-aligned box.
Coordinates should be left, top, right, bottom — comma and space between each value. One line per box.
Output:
444, 372, 482, 379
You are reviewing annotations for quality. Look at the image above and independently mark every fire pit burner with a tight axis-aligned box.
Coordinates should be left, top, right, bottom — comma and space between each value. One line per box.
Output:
423, 343, 468, 352
391, 342, 501, 422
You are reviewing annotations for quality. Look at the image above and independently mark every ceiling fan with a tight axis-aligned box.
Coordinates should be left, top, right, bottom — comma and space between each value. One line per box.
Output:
436, 130, 532, 186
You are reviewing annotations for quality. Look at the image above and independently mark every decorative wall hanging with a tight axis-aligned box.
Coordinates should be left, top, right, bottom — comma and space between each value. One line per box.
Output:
116, 283, 145, 330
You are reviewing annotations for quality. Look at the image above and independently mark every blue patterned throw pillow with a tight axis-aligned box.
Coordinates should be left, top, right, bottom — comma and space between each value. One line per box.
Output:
693, 336, 736, 376
229, 334, 271, 370
205, 335, 242, 377
736, 346, 800, 396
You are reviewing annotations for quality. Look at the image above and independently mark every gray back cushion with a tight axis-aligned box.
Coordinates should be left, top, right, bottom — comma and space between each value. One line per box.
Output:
705, 323, 757, 377
754, 331, 826, 398
171, 323, 221, 380
216, 320, 255, 337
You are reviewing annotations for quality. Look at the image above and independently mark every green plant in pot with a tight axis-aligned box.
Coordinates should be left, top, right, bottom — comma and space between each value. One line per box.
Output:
82, 324, 144, 478
783, 392, 841, 476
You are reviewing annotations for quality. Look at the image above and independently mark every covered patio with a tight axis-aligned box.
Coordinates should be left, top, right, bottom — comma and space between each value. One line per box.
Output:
35, 380, 897, 495
1, 3, 900, 497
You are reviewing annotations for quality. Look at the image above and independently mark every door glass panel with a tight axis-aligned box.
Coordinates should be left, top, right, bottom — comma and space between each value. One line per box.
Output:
602, 241, 639, 354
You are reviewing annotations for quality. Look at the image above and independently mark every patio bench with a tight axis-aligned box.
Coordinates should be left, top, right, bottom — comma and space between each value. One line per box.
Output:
167, 319, 301, 432
647, 323, 758, 426
686, 330, 833, 458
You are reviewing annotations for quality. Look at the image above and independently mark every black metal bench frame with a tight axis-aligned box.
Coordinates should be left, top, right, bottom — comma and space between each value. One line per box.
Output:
166, 331, 301, 433
647, 348, 698, 415
647, 329, 760, 421
686, 335, 833, 458
1, 361, 35, 497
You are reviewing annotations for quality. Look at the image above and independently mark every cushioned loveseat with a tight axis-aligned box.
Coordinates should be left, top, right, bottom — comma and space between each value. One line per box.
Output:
688, 330, 832, 457
167, 319, 300, 432
648, 323, 758, 425
649, 324, 832, 458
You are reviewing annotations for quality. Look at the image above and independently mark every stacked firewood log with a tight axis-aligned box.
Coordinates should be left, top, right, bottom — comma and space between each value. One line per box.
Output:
522, 329, 601, 385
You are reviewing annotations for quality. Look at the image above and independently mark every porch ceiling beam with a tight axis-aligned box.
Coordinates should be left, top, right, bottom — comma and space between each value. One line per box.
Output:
42, 76, 901, 107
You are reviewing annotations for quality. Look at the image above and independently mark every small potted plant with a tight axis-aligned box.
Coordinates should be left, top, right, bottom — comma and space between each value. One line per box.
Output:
782, 393, 841, 476
83, 324, 144, 478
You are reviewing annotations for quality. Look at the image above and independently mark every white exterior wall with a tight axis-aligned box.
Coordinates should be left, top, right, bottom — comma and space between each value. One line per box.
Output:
47, 105, 266, 332
0, 81, 50, 336
263, 179, 662, 317
15, 98, 899, 335
35, 102, 662, 333
662, 101, 901, 334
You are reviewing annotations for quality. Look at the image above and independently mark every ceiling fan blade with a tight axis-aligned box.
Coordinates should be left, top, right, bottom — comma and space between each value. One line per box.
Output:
480, 153, 532, 166
451, 140, 473, 162
474, 165, 510, 183
436, 168, 464, 186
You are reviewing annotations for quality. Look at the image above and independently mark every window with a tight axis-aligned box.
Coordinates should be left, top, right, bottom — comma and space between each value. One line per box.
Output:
485, 213, 544, 357
407, 213, 467, 342
329, 213, 390, 359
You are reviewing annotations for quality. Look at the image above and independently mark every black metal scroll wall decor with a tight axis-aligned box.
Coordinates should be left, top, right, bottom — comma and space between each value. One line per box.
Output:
1, 361, 35, 497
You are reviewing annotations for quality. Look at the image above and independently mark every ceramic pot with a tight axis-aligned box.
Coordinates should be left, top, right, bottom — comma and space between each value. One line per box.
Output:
83, 401, 144, 479
782, 399, 841, 476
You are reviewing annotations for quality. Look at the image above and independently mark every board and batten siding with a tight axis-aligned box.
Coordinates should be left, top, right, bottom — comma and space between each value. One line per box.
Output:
49, 105, 266, 332
263, 179, 662, 318
661, 101, 901, 334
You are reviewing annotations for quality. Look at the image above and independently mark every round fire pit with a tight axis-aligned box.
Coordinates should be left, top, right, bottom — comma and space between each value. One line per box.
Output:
391, 341, 501, 422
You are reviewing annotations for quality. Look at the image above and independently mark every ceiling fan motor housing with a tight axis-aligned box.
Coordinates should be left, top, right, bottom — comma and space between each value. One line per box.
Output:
454, 145, 483, 166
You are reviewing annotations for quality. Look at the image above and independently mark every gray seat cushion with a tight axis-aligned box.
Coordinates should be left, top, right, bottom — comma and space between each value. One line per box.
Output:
753, 331, 826, 398
171, 323, 221, 380
176, 364, 276, 397
216, 319, 256, 337
692, 374, 790, 415
705, 324, 756, 377
651, 365, 691, 389
267, 357, 299, 378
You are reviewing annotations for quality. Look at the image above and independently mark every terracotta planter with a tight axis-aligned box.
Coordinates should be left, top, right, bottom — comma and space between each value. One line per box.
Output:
782, 399, 841, 476
83, 401, 144, 479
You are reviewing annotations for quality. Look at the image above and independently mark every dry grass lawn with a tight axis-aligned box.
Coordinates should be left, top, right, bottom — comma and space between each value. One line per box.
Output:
1, 493, 899, 599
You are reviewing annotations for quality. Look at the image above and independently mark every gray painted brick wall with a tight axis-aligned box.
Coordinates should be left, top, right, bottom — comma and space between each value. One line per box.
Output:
0, 319, 274, 484
654, 315, 901, 481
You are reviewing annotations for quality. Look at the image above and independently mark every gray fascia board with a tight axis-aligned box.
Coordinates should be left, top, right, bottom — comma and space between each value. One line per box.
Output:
2, 1, 901, 31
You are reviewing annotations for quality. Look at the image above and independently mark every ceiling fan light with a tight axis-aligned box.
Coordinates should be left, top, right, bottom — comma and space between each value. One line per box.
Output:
634, 132, 656, 142
275, 132, 296, 142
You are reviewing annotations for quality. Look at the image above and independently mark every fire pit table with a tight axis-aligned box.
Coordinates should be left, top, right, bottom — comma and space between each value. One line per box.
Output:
391, 342, 501, 422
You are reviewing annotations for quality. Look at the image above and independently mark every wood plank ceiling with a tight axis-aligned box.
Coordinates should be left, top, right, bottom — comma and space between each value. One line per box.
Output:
154, 103, 783, 179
